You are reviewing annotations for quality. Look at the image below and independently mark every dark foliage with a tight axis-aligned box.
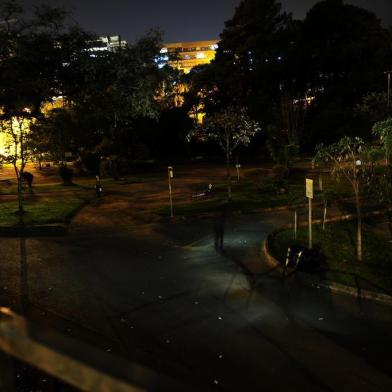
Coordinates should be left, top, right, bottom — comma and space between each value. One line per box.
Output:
58, 165, 74, 186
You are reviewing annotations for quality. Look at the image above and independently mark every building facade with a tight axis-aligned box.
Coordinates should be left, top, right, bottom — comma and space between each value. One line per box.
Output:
89, 35, 127, 54
161, 40, 219, 73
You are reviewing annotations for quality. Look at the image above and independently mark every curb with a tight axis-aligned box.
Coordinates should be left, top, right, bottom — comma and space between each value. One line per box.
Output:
156, 202, 318, 222
299, 273, 392, 306
263, 225, 392, 306
0, 224, 68, 237
157, 199, 390, 221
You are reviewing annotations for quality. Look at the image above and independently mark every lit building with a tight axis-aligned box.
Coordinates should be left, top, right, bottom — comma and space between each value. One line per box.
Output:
160, 40, 219, 73
157, 40, 219, 123
88, 35, 127, 54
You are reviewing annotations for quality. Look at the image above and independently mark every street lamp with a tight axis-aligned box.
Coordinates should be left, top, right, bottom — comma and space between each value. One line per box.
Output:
167, 166, 174, 218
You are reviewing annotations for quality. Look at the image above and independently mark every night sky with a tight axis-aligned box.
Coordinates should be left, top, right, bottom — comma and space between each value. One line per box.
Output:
21, 0, 392, 43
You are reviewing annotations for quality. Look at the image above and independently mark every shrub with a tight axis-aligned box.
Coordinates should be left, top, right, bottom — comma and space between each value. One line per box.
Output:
83, 153, 101, 173
59, 165, 74, 186
21, 171, 34, 189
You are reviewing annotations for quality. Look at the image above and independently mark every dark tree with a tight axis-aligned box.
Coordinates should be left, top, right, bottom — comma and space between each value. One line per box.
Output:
189, 0, 294, 123
61, 30, 164, 167
0, 1, 90, 214
301, 0, 392, 148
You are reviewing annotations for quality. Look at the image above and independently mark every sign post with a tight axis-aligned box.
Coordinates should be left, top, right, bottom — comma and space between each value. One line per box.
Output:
306, 178, 314, 249
293, 210, 298, 240
168, 166, 174, 218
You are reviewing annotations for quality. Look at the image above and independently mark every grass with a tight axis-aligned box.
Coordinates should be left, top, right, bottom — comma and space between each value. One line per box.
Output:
0, 170, 145, 226
0, 177, 140, 195
269, 220, 392, 293
0, 197, 88, 226
156, 169, 354, 217
0, 176, 96, 226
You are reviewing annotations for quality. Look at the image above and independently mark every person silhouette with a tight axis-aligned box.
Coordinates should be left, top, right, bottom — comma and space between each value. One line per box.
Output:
214, 210, 226, 250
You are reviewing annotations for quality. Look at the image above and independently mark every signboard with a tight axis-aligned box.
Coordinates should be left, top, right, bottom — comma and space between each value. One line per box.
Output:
306, 179, 314, 199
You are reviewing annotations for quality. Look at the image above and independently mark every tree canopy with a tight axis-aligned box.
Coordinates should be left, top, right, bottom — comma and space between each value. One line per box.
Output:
185, 0, 392, 153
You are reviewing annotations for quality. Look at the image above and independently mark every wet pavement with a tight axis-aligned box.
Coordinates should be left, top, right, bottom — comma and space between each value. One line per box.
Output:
0, 190, 392, 391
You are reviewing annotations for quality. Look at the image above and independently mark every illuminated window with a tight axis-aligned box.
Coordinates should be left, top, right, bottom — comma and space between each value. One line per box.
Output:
196, 52, 206, 59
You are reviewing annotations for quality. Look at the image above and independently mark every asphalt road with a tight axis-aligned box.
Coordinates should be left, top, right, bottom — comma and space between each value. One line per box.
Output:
1, 195, 392, 391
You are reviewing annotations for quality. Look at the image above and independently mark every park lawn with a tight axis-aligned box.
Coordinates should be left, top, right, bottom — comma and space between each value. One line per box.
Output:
0, 177, 141, 195
0, 196, 88, 226
269, 220, 392, 293
155, 170, 354, 217
0, 179, 89, 195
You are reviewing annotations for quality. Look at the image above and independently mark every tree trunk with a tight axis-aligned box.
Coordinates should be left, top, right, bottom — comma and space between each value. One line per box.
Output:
17, 173, 23, 216
18, 122, 25, 217
13, 159, 24, 217
355, 187, 363, 262
323, 201, 327, 231
226, 151, 232, 201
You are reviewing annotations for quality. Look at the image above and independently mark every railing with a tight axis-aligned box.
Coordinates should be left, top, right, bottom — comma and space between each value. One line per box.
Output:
0, 308, 195, 392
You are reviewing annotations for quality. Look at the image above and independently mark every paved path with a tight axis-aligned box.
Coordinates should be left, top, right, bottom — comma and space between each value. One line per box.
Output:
0, 188, 392, 391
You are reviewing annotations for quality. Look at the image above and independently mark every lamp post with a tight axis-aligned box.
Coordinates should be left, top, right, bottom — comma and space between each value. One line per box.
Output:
168, 166, 174, 218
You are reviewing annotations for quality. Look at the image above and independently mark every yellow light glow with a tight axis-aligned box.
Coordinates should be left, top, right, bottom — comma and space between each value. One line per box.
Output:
0, 132, 9, 156
0, 116, 32, 158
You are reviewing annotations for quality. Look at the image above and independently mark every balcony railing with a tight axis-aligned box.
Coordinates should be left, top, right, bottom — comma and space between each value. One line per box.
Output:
0, 308, 197, 391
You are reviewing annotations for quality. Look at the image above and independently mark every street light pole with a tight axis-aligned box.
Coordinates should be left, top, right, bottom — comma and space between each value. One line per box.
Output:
168, 166, 174, 218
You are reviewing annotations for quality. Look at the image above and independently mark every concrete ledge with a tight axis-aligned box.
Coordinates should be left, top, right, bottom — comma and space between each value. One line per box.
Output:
263, 230, 392, 307
298, 274, 392, 305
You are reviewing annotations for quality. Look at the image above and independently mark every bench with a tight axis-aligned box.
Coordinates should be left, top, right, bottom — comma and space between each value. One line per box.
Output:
192, 184, 213, 201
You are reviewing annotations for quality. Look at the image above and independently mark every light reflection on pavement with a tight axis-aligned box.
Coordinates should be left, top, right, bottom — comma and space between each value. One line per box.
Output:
0, 203, 392, 391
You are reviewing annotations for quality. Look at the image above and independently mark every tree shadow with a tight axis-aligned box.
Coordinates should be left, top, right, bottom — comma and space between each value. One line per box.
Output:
219, 246, 281, 311
213, 210, 226, 251
19, 236, 29, 315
